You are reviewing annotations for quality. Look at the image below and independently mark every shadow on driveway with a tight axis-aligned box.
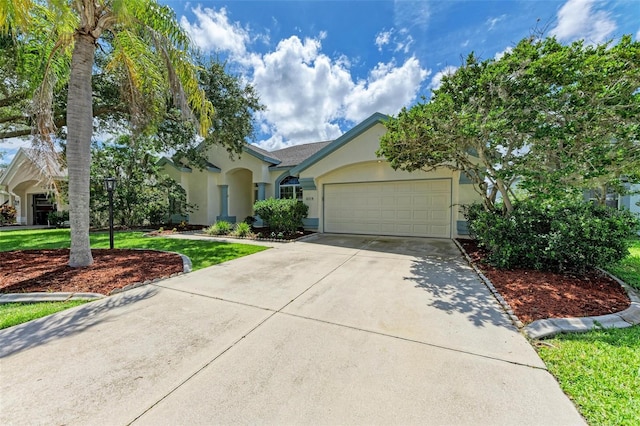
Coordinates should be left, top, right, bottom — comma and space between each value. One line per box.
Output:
406, 255, 514, 329
0, 287, 158, 359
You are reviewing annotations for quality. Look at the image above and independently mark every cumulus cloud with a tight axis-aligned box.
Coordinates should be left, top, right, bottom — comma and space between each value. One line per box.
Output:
180, 6, 250, 57
248, 36, 428, 149
344, 57, 429, 122
428, 66, 457, 91
550, 0, 617, 44
181, 7, 429, 150
249, 36, 353, 148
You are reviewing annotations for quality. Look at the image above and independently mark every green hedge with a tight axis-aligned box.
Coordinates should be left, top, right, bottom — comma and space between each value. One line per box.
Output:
253, 198, 308, 235
465, 199, 640, 273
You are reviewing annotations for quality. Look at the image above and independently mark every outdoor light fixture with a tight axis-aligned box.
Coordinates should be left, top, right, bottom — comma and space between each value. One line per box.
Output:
104, 177, 117, 249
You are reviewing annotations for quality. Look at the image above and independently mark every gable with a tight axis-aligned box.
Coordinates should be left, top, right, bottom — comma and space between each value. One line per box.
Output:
291, 113, 388, 179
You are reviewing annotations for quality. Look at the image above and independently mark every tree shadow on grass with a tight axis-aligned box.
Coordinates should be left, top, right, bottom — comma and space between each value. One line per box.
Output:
0, 286, 158, 358
405, 256, 515, 329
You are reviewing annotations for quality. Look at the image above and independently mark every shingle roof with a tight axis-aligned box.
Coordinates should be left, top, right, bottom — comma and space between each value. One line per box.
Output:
246, 140, 333, 168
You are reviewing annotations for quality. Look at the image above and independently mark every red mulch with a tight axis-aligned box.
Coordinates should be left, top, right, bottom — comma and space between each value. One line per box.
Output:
0, 249, 184, 295
457, 239, 631, 324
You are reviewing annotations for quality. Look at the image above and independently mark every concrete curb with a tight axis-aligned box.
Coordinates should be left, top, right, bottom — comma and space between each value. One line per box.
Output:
1, 250, 192, 302
453, 239, 640, 340
0, 292, 105, 303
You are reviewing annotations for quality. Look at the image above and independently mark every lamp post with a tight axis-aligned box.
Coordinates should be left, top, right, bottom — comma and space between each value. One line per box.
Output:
104, 177, 117, 249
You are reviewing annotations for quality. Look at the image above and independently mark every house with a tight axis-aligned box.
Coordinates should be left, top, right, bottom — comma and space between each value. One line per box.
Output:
0, 147, 66, 225
160, 113, 480, 238
618, 184, 640, 217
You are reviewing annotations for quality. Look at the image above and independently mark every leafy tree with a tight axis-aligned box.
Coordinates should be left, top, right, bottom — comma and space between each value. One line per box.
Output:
379, 35, 640, 212
155, 60, 265, 169
1, 0, 214, 266
89, 135, 190, 228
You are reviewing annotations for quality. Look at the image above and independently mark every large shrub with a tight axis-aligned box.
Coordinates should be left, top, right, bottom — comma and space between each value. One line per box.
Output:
465, 199, 640, 273
253, 198, 308, 235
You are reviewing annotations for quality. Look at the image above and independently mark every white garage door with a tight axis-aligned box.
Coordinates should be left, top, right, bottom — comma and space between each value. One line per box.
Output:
324, 180, 452, 238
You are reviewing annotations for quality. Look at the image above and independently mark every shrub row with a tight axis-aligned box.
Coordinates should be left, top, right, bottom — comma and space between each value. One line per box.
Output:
465, 199, 640, 273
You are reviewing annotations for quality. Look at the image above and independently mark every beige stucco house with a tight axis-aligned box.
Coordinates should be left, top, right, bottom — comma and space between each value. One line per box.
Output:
0, 148, 65, 225
161, 113, 480, 238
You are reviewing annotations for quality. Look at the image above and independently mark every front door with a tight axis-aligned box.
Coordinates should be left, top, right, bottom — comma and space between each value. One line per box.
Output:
33, 194, 55, 225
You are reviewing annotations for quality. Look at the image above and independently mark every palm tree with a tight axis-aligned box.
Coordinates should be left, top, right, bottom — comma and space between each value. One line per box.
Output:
1, 0, 213, 266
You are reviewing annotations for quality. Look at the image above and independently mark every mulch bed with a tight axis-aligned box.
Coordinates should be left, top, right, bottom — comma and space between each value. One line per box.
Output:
0, 249, 184, 295
457, 239, 631, 324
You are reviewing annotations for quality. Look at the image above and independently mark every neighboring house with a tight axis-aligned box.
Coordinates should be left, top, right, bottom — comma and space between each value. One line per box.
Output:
0, 147, 66, 225
618, 184, 640, 217
160, 113, 480, 238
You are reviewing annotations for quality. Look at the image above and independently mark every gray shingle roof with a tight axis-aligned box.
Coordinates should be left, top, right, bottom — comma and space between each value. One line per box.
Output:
247, 140, 332, 168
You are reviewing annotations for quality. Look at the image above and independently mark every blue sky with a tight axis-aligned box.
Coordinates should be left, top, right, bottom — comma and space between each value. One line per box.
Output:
1, 0, 639, 162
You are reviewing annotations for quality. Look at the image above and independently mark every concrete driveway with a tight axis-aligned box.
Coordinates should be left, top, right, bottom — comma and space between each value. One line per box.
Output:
0, 234, 584, 425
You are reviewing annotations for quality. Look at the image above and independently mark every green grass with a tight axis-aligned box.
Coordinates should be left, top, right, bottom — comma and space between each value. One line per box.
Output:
606, 238, 640, 290
0, 228, 268, 270
0, 300, 90, 330
0, 228, 268, 329
537, 327, 640, 426
536, 238, 640, 425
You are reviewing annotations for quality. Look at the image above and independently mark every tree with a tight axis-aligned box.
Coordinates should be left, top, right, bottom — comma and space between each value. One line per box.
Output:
153, 60, 265, 169
378, 35, 640, 213
89, 135, 189, 227
1, 0, 214, 266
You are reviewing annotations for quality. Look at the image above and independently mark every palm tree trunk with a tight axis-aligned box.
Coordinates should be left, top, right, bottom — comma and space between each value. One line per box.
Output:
67, 34, 96, 267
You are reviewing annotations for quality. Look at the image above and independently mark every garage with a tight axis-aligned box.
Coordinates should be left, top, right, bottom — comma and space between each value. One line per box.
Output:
323, 179, 452, 238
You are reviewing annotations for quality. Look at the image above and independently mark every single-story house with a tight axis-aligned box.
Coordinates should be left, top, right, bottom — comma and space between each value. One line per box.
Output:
0, 147, 65, 225
160, 112, 481, 239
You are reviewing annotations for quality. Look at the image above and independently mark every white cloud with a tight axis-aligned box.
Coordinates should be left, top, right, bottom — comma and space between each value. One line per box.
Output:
374, 28, 415, 54
344, 57, 429, 122
375, 30, 392, 51
180, 8, 429, 150
428, 66, 457, 91
636, 28, 640, 40
550, 0, 617, 44
180, 6, 250, 57
249, 36, 428, 150
249, 36, 354, 149
487, 15, 506, 31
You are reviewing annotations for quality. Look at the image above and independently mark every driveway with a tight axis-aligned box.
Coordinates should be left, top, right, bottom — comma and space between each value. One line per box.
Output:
0, 234, 584, 425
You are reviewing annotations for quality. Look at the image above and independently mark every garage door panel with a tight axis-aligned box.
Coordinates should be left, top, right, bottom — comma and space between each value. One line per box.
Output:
324, 180, 451, 238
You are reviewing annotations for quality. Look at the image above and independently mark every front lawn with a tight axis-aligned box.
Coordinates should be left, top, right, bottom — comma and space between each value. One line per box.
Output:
0, 228, 268, 270
536, 238, 640, 426
537, 327, 640, 426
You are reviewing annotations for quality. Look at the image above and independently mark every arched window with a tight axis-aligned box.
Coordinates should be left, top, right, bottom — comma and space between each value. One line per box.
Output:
279, 176, 303, 200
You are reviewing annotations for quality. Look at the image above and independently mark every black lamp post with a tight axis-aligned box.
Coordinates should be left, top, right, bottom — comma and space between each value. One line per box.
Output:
104, 177, 117, 249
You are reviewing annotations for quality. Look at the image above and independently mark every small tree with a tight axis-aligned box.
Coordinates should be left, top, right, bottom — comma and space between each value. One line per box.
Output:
379, 35, 640, 213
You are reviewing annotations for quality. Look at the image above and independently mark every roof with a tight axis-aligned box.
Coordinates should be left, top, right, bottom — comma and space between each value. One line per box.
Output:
269, 141, 332, 168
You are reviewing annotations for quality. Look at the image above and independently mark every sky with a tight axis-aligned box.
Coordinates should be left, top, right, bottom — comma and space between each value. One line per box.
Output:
1, 0, 639, 163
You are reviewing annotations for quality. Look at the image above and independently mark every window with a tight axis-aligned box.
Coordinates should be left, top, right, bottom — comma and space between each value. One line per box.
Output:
279, 176, 303, 200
